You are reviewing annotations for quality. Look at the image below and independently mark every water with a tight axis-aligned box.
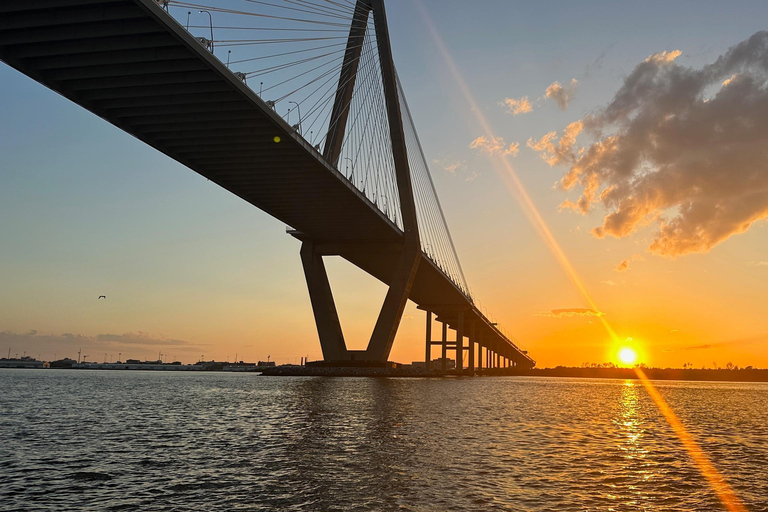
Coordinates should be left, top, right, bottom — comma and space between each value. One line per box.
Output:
1, 370, 767, 511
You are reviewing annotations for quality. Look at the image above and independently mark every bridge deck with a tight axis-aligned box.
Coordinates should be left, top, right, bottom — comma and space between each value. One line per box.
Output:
0, 0, 534, 367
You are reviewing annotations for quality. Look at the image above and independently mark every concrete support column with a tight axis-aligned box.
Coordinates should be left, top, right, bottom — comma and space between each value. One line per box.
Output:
456, 311, 464, 373
441, 321, 447, 371
467, 322, 475, 376
477, 334, 482, 373
300, 241, 347, 361
424, 310, 432, 369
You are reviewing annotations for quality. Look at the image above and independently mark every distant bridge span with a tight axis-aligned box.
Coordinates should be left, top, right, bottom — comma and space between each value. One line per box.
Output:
0, 0, 535, 370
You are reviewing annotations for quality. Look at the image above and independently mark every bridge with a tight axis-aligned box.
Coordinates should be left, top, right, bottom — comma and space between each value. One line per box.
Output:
0, 0, 535, 372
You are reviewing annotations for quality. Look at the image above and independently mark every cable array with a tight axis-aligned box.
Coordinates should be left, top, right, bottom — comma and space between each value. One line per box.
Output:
163, 0, 471, 297
167, 0, 403, 229
397, 73, 470, 298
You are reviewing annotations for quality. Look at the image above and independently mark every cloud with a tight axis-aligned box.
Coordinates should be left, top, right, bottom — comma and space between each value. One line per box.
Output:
528, 121, 583, 167
663, 333, 767, 352
0, 329, 201, 359
583, 51, 607, 79
96, 332, 191, 346
434, 159, 465, 175
501, 96, 533, 115
601, 280, 616, 286
545, 79, 578, 109
722, 73, 739, 86
432, 158, 478, 181
615, 254, 643, 272
539, 32, 768, 257
644, 49, 682, 64
470, 135, 520, 157
755, 261, 768, 267
539, 308, 605, 318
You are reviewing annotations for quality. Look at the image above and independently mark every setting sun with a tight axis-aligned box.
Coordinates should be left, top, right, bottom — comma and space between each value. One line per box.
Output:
618, 347, 638, 366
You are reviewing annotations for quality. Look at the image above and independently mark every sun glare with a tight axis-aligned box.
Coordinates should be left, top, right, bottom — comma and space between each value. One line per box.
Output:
618, 347, 638, 366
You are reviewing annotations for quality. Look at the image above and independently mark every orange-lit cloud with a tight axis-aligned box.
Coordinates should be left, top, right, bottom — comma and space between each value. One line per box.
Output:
539, 31, 768, 257
433, 158, 479, 181
616, 254, 643, 272
434, 158, 466, 175
539, 308, 605, 318
528, 121, 583, 167
501, 96, 532, 115
644, 49, 682, 64
545, 79, 578, 109
722, 73, 739, 86
470, 135, 519, 156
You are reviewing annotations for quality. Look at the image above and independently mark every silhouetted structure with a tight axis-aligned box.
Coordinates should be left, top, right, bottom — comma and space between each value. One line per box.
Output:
0, 0, 535, 371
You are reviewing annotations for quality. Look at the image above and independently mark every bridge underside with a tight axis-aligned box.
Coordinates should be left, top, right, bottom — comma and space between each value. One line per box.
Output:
0, 0, 535, 369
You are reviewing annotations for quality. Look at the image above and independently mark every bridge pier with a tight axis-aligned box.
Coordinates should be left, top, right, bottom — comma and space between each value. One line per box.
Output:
300, 241, 347, 361
467, 321, 475, 376
441, 321, 448, 371
424, 310, 432, 369
477, 334, 482, 373
455, 311, 464, 374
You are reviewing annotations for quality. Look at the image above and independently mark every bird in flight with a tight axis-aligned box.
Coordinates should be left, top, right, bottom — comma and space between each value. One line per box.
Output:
98, 295, 106, 299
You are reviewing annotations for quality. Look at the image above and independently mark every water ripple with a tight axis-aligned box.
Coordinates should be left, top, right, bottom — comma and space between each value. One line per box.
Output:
1, 371, 767, 511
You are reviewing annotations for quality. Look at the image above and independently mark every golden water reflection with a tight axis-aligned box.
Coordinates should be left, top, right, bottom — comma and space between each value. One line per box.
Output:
614, 381, 647, 462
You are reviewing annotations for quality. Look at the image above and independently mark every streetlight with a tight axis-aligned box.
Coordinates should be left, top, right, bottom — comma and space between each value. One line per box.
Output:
344, 157, 354, 179
199, 10, 214, 54
288, 101, 302, 134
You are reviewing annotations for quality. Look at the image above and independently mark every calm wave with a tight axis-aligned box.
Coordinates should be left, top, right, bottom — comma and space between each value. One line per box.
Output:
1, 370, 767, 511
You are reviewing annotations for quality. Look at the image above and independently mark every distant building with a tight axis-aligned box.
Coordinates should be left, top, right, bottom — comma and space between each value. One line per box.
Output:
257, 361, 276, 367
50, 358, 76, 369
223, 362, 257, 372
0, 356, 44, 369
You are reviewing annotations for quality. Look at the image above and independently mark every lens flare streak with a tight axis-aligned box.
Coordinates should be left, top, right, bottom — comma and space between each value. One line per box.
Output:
415, 3, 746, 508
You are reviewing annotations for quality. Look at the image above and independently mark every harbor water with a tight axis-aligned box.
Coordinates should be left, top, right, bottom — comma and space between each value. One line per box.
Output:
1, 370, 767, 511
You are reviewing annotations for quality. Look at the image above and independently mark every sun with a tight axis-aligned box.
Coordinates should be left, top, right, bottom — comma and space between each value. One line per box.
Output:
617, 347, 638, 366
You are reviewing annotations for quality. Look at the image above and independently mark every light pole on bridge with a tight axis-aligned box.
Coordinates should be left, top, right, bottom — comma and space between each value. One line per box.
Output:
198, 10, 214, 54
288, 101, 302, 135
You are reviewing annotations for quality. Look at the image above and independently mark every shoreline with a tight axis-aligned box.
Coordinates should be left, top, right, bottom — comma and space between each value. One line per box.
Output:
2, 365, 766, 383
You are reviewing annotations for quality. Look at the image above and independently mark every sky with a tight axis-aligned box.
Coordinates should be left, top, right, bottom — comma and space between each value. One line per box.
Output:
1, 0, 768, 368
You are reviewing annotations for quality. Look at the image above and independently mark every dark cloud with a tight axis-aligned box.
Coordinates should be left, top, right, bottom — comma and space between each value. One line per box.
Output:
663, 333, 767, 352
532, 31, 768, 257
96, 332, 191, 346
0, 329, 201, 359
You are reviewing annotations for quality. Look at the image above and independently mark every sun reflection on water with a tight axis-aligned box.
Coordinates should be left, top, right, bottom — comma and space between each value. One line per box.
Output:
615, 381, 646, 462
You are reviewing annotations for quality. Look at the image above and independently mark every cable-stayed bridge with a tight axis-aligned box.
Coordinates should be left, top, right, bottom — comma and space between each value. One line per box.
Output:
0, 0, 535, 371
